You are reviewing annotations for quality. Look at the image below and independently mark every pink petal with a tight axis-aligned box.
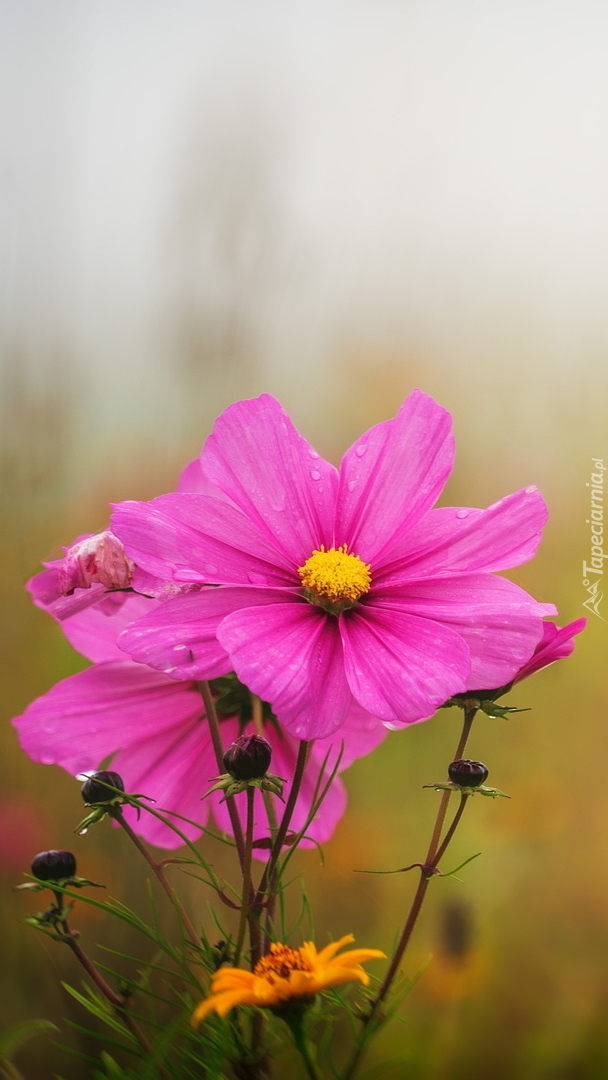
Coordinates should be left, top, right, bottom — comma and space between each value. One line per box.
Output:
340, 604, 470, 725
375, 486, 549, 580
376, 575, 555, 688
60, 594, 160, 663
13, 661, 203, 775
27, 566, 111, 622
118, 586, 295, 680
177, 456, 227, 498
315, 700, 387, 770
200, 394, 338, 565
513, 617, 586, 683
113, 718, 220, 848
217, 602, 354, 740
111, 493, 295, 584
335, 390, 454, 563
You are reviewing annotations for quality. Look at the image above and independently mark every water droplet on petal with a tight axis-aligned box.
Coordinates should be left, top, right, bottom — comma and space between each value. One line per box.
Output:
456, 509, 469, 519
355, 443, 368, 458
310, 469, 321, 481
78, 828, 88, 836
40, 754, 56, 765
347, 479, 358, 492
525, 485, 537, 494
247, 571, 268, 585
309, 449, 319, 459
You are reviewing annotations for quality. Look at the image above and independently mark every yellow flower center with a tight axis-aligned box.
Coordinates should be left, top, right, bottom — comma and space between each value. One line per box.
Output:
254, 943, 312, 985
298, 545, 372, 614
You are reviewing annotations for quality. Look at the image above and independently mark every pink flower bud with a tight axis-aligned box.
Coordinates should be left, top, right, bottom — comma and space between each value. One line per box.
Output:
58, 531, 135, 595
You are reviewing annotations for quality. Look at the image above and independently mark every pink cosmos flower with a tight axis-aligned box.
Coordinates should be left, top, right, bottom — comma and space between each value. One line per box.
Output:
12, 595, 386, 852
511, 617, 586, 685
111, 391, 556, 740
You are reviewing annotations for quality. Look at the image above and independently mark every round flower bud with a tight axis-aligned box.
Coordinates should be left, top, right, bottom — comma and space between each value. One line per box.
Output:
222, 735, 272, 781
81, 770, 125, 805
31, 850, 77, 882
448, 759, 489, 788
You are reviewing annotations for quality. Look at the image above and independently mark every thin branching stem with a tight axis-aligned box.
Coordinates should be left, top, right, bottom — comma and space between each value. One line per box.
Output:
199, 681, 247, 872
341, 706, 477, 1080
113, 807, 199, 949
254, 740, 310, 955
58, 908, 160, 1065
234, 788, 255, 968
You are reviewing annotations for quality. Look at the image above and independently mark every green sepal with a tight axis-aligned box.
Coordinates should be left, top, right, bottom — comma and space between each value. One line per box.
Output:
441, 689, 529, 719
478, 701, 530, 719
423, 781, 510, 798
203, 771, 286, 803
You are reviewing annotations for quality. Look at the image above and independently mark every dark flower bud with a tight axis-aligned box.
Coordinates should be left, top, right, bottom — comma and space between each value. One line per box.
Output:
448, 759, 489, 788
223, 735, 272, 781
31, 850, 77, 882
81, 771, 125, 805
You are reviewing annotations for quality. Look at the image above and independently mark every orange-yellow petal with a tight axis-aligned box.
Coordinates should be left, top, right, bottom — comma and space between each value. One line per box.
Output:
314, 934, 356, 966
313, 964, 372, 991
211, 970, 257, 993
326, 948, 387, 970
287, 970, 319, 995
192, 987, 255, 1025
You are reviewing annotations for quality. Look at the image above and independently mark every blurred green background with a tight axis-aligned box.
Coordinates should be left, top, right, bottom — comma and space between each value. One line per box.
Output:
2, 3, 607, 1077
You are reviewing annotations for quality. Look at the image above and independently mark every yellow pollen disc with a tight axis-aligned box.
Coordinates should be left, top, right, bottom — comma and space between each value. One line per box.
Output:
254, 943, 312, 984
298, 544, 371, 604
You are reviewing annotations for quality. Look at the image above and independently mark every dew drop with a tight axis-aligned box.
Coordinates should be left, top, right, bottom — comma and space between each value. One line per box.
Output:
173, 644, 188, 653
247, 571, 268, 585
78, 828, 88, 836
40, 754, 56, 765
309, 449, 319, 459
347, 479, 358, 492
174, 569, 206, 583
355, 443, 368, 458
456, 509, 469, 519
525, 485, 537, 494
310, 469, 321, 481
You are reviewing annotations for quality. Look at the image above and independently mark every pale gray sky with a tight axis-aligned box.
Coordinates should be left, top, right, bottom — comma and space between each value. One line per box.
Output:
1, 0, 607, 469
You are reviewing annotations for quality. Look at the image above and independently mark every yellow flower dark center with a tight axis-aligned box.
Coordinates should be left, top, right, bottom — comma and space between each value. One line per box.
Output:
298, 545, 371, 614
254, 943, 312, 985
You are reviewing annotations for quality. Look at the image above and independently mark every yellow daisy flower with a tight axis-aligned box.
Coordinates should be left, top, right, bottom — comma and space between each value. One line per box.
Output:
192, 934, 386, 1025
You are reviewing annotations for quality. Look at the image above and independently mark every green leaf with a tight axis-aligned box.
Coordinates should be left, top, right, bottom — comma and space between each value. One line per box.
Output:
0, 1018, 59, 1059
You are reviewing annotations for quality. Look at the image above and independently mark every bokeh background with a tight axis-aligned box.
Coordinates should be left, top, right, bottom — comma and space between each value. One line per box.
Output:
2, 2, 607, 1077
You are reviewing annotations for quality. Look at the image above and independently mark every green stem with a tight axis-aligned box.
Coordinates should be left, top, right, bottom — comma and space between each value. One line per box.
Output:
254, 740, 310, 954
426, 705, 476, 862
341, 706, 477, 1080
199, 683, 262, 973
286, 1014, 320, 1080
59, 914, 159, 1064
199, 681, 247, 872
113, 807, 199, 948
431, 792, 469, 867
234, 787, 255, 968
